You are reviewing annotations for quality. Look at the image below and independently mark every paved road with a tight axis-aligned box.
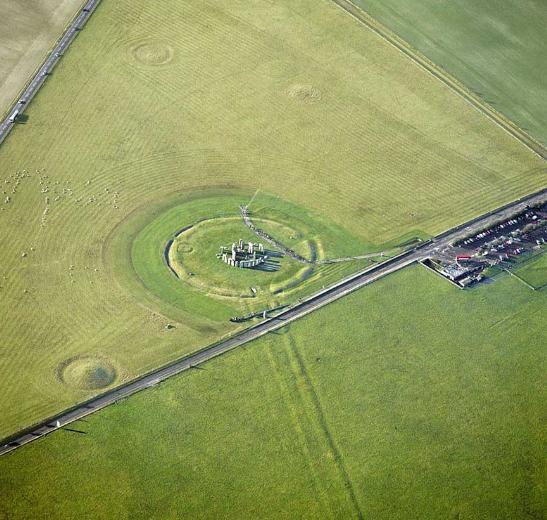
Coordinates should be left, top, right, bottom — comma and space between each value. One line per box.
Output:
1, 187, 545, 456
0, 0, 101, 147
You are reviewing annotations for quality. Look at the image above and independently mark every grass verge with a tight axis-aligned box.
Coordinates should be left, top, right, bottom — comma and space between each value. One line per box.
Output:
1, 265, 544, 519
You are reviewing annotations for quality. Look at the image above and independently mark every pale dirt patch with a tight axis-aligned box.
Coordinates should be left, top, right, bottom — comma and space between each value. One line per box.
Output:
286, 84, 322, 103
0, 0, 84, 116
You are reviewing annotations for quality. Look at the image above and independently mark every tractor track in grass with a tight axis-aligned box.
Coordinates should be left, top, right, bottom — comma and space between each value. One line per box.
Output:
330, 0, 547, 161
286, 333, 364, 519
1, 187, 546, 456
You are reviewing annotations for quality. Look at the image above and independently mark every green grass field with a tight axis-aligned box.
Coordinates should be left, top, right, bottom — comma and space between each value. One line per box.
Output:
129, 191, 372, 320
1, 265, 544, 519
0, 0, 545, 439
171, 219, 307, 298
514, 252, 547, 289
352, 0, 547, 146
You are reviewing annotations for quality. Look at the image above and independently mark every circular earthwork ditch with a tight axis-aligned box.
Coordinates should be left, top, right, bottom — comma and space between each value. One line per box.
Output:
56, 355, 117, 390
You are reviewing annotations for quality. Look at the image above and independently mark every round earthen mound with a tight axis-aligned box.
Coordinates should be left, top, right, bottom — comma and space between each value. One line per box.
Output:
57, 356, 117, 390
177, 243, 193, 253
287, 84, 322, 103
131, 40, 174, 66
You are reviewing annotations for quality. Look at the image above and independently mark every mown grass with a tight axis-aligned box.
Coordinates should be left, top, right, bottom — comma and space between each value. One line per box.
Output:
173, 219, 302, 297
514, 252, 547, 288
246, 191, 412, 258
130, 192, 370, 318
0, 0, 545, 438
0, 265, 544, 519
352, 0, 547, 145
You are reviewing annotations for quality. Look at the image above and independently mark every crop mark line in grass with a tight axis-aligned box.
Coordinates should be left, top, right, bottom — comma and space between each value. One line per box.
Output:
264, 346, 337, 517
285, 333, 364, 520
503, 268, 536, 291
330, 0, 547, 160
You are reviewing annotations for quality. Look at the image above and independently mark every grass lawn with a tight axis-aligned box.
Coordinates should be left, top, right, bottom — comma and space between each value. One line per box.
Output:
514, 252, 547, 289
352, 0, 547, 146
129, 191, 371, 321
172, 219, 304, 296
0, 265, 545, 519
0, 0, 84, 116
0, 0, 545, 439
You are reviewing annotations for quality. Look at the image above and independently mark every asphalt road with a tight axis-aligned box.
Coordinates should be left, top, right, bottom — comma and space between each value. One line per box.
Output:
0, 0, 101, 147
1, 187, 545, 456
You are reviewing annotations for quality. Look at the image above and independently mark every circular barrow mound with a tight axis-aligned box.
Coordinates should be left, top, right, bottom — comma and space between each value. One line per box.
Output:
57, 356, 117, 390
131, 40, 174, 66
